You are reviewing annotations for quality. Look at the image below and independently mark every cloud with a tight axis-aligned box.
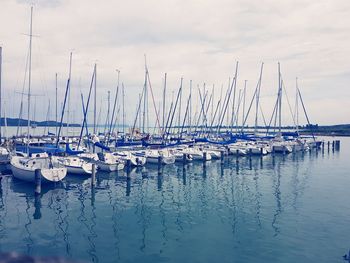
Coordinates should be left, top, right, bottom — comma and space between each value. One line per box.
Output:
0, 0, 349, 127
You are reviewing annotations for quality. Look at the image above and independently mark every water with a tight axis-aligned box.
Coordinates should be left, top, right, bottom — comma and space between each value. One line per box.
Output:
0, 137, 349, 263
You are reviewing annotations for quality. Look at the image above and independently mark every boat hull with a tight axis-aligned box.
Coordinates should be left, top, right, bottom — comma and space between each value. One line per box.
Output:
10, 156, 67, 183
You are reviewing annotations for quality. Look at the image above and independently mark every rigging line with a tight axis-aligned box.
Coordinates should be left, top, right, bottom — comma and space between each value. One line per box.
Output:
281, 78, 297, 127
298, 88, 315, 141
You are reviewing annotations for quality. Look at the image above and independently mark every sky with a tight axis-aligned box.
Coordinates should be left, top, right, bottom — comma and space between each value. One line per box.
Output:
0, 0, 349, 127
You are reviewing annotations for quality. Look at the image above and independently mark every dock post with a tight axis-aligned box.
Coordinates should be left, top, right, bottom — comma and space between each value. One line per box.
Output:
236, 149, 239, 163
158, 155, 162, 174
335, 140, 340, 150
126, 160, 131, 179
321, 141, 325, 153
220, 151, 224, 165
183, 153, 186, 165
91, 163, 96, 187
34, 169, 41, 196
260, 147, 263, 156
249, 148, 252, 159
292, 145, 296, 155
327, 141, 330, 151
203, 152, 207, 171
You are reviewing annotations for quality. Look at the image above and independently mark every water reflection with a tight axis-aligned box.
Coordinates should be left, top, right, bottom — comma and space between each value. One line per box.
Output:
0, 146, 339, 262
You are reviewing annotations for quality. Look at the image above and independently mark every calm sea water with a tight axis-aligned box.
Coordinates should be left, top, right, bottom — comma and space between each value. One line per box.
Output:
0, 137, 349, 263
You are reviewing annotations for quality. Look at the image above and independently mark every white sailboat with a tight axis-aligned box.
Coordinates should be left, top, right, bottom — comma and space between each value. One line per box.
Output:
11, 153, 66, 183
94, 152, 125, 172
10, 7, 67, 183
56, 156, 93, 175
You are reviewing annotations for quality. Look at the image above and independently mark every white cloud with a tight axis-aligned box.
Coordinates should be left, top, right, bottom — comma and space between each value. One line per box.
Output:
0, 0, 349, 126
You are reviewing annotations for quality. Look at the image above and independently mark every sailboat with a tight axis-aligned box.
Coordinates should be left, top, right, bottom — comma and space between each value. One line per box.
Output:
10, 7, 67, 183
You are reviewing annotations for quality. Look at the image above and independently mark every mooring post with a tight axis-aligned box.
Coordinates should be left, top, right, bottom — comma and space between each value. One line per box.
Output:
158, 155, 162, 174
220, 151, 224, 165
126, 159, 131, 179
335, 140, 340, 150
91, 163, 96, 187
34, 169, 41, 196
203, 152, 207, 169
183, 153, 186, 165
327, 141, 330, 151
260, 147, 263, 156
236, 149, 239, 163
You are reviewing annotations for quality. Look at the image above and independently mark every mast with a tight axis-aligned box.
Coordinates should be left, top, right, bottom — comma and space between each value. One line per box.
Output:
104, 90, 110, 134
67, 52, 72, 137
189, 79, 192, 133
0, 47, 2, 143
142, 64, 147, 134
230, 61, 239, 133
295, 77, 299, 134
55, 73, 58, 135
278, 62, 282, 136
178, 77, 183, 132
122, 83, 125, 136
254, 63, 264, 135
93, 63, 97, 135
241, 80, 247, 133
27, 6, 33, 152
162, 73, 167, 133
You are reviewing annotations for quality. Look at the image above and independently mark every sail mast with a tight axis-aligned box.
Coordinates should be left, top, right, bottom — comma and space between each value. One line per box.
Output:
67, 52, 72, 137
0, 47, 2, 142
93, 63, 97, 135
162, 73, 167, 134
254, 63, 264, 135
27, 6, 33, 153
295, 77, 299, 134
55, 73, 58, 135
278, 62, 282, 136
122, 83, 125, 136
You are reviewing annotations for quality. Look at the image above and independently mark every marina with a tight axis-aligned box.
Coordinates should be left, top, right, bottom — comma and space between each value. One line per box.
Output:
0, 136, 348, 263
0, 1, 349, 262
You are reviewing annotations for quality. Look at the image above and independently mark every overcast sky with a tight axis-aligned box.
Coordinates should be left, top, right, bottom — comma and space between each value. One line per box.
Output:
0, 0, 349, 127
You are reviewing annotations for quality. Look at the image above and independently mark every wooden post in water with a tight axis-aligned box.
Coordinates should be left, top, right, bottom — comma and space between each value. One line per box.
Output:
203, 152, 207, 170
126, 159, 131, 179
236, 149, 239, 163
335, 140, 340, 150
91, 163, 96, 187
183, 153, 186, 165
158, 155, 162, 174
34, 169, 41, 195
332, 141, 335, 152
220, 151, 224, 165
